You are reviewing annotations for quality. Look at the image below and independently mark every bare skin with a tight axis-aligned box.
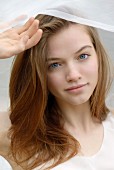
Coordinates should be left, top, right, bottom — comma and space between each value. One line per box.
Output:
0, 17, 43, 59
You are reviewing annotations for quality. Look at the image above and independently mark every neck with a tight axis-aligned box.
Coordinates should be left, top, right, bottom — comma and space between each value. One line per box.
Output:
57, 100, 97, 133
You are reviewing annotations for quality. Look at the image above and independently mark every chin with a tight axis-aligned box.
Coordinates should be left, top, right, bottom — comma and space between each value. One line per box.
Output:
67, 96, 90, 106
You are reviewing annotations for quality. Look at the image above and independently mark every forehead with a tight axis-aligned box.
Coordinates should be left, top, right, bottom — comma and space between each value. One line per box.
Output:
47, 24, 93, 58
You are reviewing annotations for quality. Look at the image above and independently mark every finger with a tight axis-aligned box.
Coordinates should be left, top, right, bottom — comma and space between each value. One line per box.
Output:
0, 15, 27, 30
8, 15, 27, 26
21, 35, 29, 45
9, 35, 29, 55
21, 19, 39, 39
0, 18, 35, 39
16, 17, 35, 34
25, 29, 43, 49
0, 28, 21, 40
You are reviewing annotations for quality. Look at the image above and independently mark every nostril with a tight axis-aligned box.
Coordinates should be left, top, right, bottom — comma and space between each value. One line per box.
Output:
66, 73, 82, 82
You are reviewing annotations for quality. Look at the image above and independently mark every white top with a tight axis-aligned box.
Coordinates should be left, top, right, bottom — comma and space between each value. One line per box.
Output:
0, 156, 12, 170
1, 113, 114, 170
51, 112, 114, 170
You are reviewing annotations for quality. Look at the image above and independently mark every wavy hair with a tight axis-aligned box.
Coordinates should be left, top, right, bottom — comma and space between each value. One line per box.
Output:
9, 15, 112, 169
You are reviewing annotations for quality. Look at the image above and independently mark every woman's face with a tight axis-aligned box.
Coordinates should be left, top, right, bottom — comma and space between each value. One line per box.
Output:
47, 24, 98, 106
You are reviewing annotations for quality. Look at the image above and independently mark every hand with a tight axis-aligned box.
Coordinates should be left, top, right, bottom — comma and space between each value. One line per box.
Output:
0, 15, 27, 30
0, 17, 43, 59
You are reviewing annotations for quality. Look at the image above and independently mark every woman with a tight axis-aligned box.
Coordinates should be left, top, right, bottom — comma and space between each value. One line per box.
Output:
6, 15, 114, 169
1, 2, 114, 170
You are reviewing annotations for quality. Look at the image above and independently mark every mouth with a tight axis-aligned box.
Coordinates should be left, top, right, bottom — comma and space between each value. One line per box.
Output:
65, 83, 88, 91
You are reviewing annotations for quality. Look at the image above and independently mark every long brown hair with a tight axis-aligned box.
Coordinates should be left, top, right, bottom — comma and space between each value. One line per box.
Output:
9, 15, 112, 169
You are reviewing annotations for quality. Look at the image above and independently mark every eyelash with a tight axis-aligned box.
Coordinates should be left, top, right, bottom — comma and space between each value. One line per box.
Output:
48, 63, 61, 69
77, 53, 90, 60
48, 54, 90, 70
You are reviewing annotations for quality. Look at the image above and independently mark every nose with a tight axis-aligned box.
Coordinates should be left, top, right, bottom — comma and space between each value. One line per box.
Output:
66, 64, 81, 82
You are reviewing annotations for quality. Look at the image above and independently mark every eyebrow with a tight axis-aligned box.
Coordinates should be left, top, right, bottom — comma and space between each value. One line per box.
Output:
47, 45, 92, 62
74, 45, 92, 54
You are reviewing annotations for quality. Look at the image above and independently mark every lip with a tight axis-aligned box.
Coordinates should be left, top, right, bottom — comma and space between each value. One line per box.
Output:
65, 83, 87, 91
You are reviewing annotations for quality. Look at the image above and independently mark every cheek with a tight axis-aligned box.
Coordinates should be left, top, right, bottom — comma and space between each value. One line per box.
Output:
82, 57, 98, 84
87, 60, 98, 82
47, 73, 63, 91
89, 63, 98, 75
88, 54, 98, 72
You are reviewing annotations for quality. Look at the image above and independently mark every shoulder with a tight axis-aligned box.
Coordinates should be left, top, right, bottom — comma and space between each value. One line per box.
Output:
0, 110, 11, 134
0, 111, 11, 154
103, 109, 114, 130
0, 155, 13, 170
0, 111, 24, 169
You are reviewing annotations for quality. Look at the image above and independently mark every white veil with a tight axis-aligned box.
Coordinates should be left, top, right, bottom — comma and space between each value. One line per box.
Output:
0, 0, 114, 111
0, 0, 114, 32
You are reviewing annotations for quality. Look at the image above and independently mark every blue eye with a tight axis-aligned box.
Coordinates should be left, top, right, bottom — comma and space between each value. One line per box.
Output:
49, 63, 61, 69
79, 54, 89, 60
